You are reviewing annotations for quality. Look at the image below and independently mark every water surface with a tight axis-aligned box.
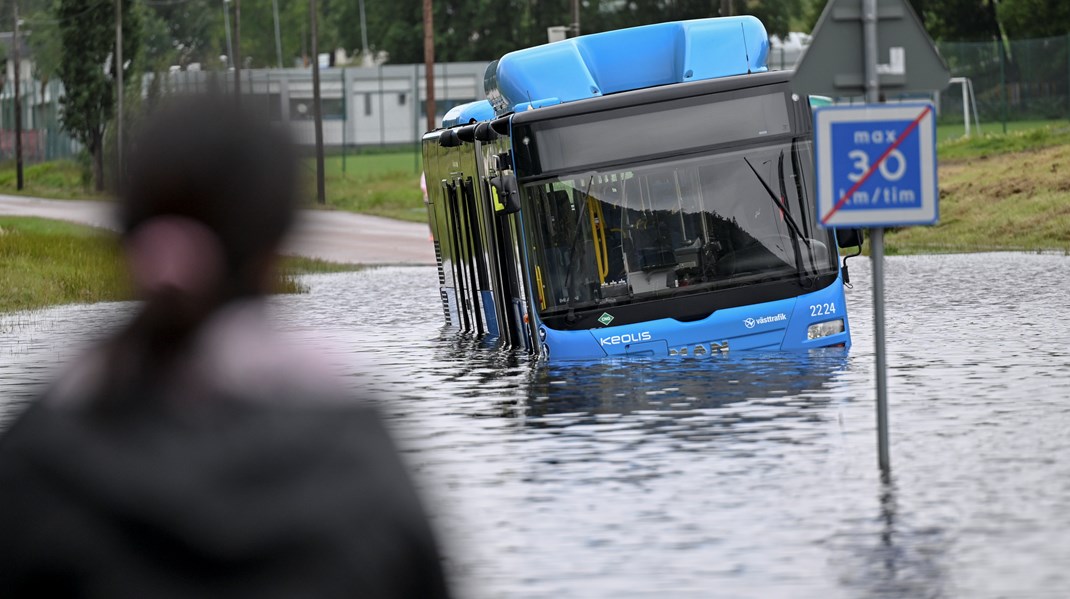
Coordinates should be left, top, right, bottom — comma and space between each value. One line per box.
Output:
2, 253, 1069, 598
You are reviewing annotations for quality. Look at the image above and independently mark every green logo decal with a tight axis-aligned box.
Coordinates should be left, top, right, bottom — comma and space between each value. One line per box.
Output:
597, 312, 614, 326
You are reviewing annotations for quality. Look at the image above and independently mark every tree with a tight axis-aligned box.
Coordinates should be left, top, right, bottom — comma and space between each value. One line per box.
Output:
24, 8, 63, 97
343, 0, 809, 66
998, 0, 1070, 40
907, 0, 1003, 42
56, 0, 140, 191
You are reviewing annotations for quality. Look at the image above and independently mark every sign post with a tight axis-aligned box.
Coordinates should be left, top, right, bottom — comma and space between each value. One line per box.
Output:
814, 102, 937, 473
794, 0, 949, 475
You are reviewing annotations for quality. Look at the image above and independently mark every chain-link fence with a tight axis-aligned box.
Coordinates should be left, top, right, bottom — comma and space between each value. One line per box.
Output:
0, 78, 81, 163
5, 35, 1070, 167
2, 62, 490, 167
937, 34, 1070, 128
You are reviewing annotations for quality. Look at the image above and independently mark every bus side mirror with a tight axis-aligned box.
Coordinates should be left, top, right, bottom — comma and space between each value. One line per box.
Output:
836, 228, 863, 249
489, 173, 521, 215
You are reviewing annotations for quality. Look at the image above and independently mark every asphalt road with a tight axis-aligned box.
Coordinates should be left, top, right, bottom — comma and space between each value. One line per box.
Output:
0, 194, 436, 266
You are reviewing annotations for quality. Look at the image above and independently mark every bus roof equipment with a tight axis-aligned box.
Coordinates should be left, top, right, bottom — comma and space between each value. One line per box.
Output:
484, 16, 770, 116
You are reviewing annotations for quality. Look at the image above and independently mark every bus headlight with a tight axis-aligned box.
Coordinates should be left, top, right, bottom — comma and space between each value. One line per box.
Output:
807, 319, 845, 340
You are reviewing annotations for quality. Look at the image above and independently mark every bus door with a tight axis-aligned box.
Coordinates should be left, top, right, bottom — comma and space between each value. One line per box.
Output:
441, 179, 471, 331
480, 173, 528, 349
444, 175, 493, 336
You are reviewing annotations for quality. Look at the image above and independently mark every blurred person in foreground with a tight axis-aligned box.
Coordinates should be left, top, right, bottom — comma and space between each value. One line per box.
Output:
0, 97, 451, 598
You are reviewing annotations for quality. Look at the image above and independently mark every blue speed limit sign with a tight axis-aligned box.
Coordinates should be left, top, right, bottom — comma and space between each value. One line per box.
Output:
813, 102, 938, 228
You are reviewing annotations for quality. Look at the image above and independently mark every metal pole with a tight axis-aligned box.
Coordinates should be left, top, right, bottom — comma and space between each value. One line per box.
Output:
863, 0, 879, 104
571, 0, 580, 36
272, 0, 284, 68
223, 1, 234, 67
378, 64, 385, 146
13, 1, 23, 190
962, 79, 970, 138
311, 0, 326, 204
341, 69, 347, 174
358, 0, 369, 64
863, 0, 890, 474
413, 63, 419, 173
115, 0, 123, 188
872, 227, 890, 472
422, 0, 436, 133
234, 0, 242, 101
999, 40, 1007, 134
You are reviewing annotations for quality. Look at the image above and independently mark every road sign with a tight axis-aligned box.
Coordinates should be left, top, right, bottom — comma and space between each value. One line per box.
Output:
792, 0, 949, 98
814, 102, 937, 228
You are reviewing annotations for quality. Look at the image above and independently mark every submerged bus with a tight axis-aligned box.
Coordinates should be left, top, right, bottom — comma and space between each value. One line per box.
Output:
422, 16, 862, 360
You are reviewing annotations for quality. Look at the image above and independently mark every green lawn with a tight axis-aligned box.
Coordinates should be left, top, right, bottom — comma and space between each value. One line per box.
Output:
0, 160, 104, 200
301, 151, 427, 222
936, 118, 1069, 143
0, 217, 362, 313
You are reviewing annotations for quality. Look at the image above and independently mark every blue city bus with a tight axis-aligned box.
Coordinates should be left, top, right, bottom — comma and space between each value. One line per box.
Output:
421, 16, 862, 360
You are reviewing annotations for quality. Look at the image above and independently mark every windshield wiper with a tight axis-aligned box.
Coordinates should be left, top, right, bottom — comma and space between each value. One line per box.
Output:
744, 153, 816, 288
743, 153, 810, 248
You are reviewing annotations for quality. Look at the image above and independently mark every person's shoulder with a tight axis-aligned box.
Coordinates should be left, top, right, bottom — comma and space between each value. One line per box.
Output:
187, 299, 357, 406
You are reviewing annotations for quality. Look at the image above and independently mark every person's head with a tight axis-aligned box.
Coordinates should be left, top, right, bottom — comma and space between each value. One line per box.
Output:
119, 96, 299, 315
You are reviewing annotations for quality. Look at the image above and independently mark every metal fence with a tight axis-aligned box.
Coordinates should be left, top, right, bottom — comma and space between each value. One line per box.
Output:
4, 35, 1070, 166
0, 78, 81, 162
936, 34, 1070, 127
1, 62, 490, 165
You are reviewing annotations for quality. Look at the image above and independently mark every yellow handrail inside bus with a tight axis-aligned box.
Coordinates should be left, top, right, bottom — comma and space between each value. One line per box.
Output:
587, 197, 609, 283
535, 265, 547, 310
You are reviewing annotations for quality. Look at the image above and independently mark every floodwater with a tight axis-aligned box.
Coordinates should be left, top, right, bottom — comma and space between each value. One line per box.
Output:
2, 253, 1070, 598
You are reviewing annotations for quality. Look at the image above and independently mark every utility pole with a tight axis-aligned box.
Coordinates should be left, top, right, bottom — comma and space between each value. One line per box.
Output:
115, 0, 123, 188
223, 0, 234, 67
234, 0, 242, 101
422, 0, 435, 132
720, 0, 733, 17
12, 1, 23, 190
310, 0, 325, 204
570, 0, 580, 36
272, 0, 283, 68
358, 0, 369, 64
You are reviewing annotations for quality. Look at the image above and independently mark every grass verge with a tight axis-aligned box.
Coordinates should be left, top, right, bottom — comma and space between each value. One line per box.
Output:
0, 160, 106, 200
884, 124, 1070, 254
301, 152, 427, 222
0, 217, 363, 313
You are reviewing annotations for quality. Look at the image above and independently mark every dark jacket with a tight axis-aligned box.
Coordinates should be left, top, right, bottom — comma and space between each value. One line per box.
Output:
0, 302, 451, 599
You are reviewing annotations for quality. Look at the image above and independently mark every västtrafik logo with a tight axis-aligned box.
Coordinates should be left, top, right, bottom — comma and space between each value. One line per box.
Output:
744, 313, 787, 329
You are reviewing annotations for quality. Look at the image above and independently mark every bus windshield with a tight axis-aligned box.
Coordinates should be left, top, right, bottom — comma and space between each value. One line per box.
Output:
521, 139, 838, 320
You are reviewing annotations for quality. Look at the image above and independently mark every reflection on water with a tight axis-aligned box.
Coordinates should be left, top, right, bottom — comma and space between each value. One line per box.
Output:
2, 254, 1070, 598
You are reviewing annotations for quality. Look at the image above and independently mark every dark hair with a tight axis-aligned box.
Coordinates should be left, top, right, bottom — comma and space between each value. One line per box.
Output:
120, 96, 299, 297
100, 97, 301, 399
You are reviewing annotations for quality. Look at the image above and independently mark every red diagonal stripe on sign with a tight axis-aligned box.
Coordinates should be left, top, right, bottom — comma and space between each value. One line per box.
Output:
821, 105, 933, 225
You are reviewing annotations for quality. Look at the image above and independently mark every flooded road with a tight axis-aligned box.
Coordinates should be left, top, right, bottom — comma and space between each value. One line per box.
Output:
2, 253, 1070, 598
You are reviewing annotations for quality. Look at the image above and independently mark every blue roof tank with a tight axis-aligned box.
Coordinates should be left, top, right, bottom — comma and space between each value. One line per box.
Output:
442, 100, 496, 127
485, 16, 769, 116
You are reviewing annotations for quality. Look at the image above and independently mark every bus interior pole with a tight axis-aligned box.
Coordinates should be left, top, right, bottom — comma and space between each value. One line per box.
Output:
863, 0, 891, 475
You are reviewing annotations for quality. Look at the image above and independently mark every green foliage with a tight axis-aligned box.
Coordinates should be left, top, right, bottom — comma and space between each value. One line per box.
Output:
339, 0, 810, 65
908, 0, 1003, 42
55, 0, 141, 191
998, 0, 1070, 40
23, 6, 63, 86
141, 0, 221, 69
0, 159, 102, 198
